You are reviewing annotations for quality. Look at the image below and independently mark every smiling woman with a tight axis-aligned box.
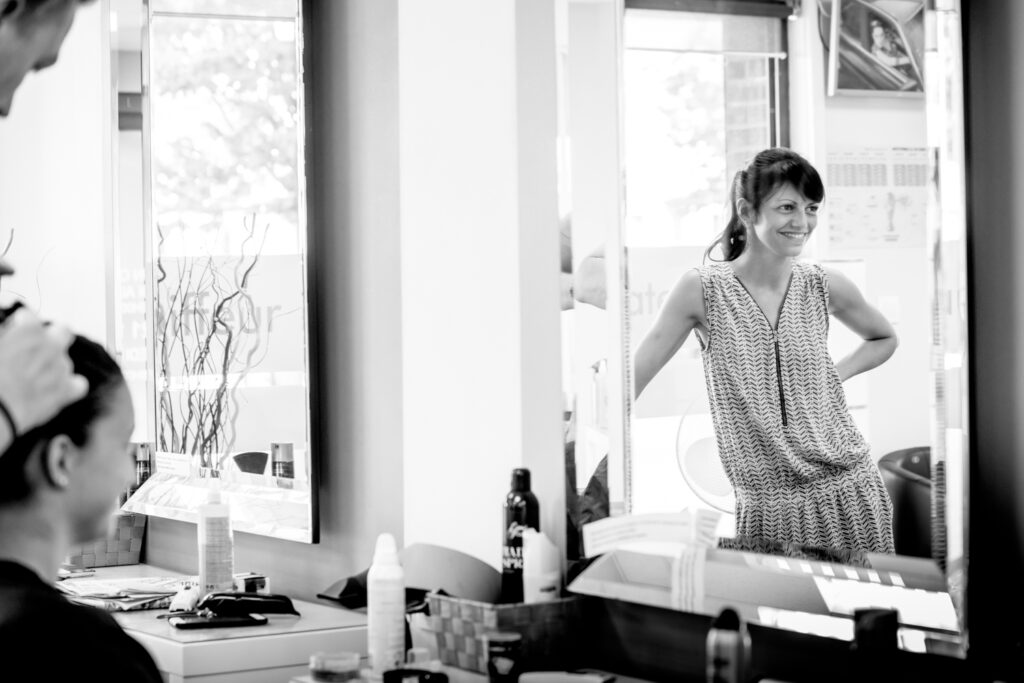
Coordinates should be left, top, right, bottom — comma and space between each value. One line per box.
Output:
632, 147, 899, 557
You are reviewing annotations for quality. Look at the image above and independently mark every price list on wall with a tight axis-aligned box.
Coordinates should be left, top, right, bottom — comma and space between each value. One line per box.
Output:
825, 147, 928, 251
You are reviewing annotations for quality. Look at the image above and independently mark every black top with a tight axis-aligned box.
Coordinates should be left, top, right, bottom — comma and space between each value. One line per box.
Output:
0, 560, 163, 681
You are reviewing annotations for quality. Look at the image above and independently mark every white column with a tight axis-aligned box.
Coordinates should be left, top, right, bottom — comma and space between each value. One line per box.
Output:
398, 0, 564, 570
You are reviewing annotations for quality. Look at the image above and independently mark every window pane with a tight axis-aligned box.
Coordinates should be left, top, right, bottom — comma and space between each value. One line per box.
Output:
624, 9, 783, 55
623, 9, 780, 248
150, 15, 300, 245
152, 0, 297, 19
623, 50, 774, 247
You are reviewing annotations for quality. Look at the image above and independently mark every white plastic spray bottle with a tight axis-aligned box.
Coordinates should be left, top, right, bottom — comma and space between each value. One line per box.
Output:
367, 532, 406, 677
197, 487, 234, 594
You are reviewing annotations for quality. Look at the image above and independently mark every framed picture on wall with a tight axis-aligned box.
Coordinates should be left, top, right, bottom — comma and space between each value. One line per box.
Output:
818, 0, 925, 96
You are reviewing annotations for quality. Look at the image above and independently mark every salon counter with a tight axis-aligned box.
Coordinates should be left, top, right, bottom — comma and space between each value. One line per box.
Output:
84, 564, 971, 683
84, 564, 367, 683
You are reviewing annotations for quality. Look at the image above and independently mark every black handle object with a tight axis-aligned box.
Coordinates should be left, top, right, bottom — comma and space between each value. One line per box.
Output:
0, 301, 24, 324
383, 669, 449, 683
196, 591, 301, 617
850, 607, 900, 678
168, 613, 269, 629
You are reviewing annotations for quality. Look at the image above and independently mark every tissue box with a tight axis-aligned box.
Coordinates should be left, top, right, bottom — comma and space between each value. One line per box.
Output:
65, 513, 147, 568
426, 593, 584, 674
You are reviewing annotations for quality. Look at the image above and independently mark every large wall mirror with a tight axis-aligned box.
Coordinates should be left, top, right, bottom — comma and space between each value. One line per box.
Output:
561, 0, 968, 655
111, 0, 318, 542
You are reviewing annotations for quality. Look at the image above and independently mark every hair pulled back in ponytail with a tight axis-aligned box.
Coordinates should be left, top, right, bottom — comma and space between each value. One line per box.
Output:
704, 147, 824, 262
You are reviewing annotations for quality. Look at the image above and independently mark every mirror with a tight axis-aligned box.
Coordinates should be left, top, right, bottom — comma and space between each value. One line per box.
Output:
111, 0, 318, 542
560, 0, 967, 653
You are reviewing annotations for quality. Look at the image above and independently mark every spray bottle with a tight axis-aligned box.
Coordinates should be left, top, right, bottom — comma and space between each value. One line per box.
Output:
368, 532, 406, 677
197, 487, 234, 594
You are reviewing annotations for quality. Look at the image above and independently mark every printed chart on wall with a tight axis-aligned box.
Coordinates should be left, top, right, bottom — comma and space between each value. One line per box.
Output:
825, 147, 928, 251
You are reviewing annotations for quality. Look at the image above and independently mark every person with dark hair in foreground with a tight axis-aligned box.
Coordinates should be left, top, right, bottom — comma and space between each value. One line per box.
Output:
0, 335, 161, 680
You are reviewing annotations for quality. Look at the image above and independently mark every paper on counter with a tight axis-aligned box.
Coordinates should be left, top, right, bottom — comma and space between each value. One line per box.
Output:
811, 577, 961, 633
670, 545, 706, 613
581, 509, 721, 558
55, 575, 186, 612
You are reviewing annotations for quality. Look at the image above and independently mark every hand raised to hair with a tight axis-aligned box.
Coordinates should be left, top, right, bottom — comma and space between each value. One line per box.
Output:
0, 307, 89, 442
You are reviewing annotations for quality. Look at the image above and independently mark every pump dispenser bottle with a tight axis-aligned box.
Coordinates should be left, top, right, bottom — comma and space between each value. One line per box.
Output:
367, 532, 406, 678
706, 607, 750, 683
197, 488, 234, 594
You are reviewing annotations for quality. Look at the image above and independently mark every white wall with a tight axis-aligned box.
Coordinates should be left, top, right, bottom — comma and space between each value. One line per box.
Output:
564, 0, 623, 494
824, 97, 930, 459
0, 1, 111, 344
398, 0, 564, 569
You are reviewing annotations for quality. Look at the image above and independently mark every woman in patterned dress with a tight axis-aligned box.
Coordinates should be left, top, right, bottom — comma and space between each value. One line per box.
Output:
633, 147, 897, 555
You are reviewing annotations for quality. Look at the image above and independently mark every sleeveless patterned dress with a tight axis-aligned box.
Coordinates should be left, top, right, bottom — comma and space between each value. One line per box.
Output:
697, 261, 894, 555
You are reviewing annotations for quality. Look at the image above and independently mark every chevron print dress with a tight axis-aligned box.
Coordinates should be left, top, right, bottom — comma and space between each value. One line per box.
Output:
698, 261, 895, 555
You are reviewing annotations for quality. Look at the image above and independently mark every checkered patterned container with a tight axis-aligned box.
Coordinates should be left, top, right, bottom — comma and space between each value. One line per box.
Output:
65, 513, 147, 568
426, 593, 584, 674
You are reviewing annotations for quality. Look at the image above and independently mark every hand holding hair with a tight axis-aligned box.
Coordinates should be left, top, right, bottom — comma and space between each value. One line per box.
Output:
0, 306, 89, 449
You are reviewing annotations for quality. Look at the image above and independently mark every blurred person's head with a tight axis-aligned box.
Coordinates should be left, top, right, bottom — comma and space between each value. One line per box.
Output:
0, 335, 134, 545
870, 20, 893, 52
0, 0, 92, 117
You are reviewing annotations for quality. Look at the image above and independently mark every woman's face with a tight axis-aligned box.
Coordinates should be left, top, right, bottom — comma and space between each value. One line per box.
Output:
872, 26, 886, 48
747, 182, 820, 259
64, 382, 136, 544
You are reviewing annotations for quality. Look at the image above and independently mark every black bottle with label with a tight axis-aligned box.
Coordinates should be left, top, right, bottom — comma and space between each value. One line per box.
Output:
500, 468, 540, 604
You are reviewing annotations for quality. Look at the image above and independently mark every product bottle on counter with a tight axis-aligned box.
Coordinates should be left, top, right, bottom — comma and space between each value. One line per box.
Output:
706, 607, 750, 683
133, 443, 152, 492
121, 442, 153, 505
197, 488, 235, 595
272, 442, 295, 479
501, 468, 540, 603
522, 529, 561, 603
367, 532, 406, 678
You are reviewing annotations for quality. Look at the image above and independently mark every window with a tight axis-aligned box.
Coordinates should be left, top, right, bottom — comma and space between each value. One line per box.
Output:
623, 9, 786, 248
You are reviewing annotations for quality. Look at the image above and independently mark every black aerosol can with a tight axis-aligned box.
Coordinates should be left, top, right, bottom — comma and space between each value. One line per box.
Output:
500, 468, 540, 603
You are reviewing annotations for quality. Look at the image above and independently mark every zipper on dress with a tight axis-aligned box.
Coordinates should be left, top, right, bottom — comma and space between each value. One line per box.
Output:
729, 268, 793, 427
773, 332, 788, 426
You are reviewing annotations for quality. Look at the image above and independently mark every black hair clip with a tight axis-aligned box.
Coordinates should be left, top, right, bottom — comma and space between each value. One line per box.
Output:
195, 591, 301, 617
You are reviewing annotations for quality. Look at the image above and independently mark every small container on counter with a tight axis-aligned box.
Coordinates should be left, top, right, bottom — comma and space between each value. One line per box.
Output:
272, 442, 295, 487
308, 651, 361, 682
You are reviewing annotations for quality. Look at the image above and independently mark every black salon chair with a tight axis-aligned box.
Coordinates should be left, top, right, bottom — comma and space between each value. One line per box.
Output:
877, 446, 932, 558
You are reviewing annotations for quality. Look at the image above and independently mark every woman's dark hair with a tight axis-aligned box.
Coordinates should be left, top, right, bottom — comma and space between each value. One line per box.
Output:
705, 147, 825, 262
0, 335, 124, 504
23, 0, 93, 13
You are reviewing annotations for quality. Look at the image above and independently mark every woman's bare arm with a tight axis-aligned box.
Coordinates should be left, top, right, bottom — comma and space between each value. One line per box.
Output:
633, 269, 705, 398
824, 266, 899, 381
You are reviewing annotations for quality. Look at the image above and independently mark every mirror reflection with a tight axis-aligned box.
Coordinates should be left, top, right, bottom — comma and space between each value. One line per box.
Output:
112, 0, 318, 542
561, 0, 967, 651
622, 1, 932, 555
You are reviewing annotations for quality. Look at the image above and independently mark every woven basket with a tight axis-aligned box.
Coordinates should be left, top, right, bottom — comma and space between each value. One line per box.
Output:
426, 593, 584, 674
65, 513, 147, 568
